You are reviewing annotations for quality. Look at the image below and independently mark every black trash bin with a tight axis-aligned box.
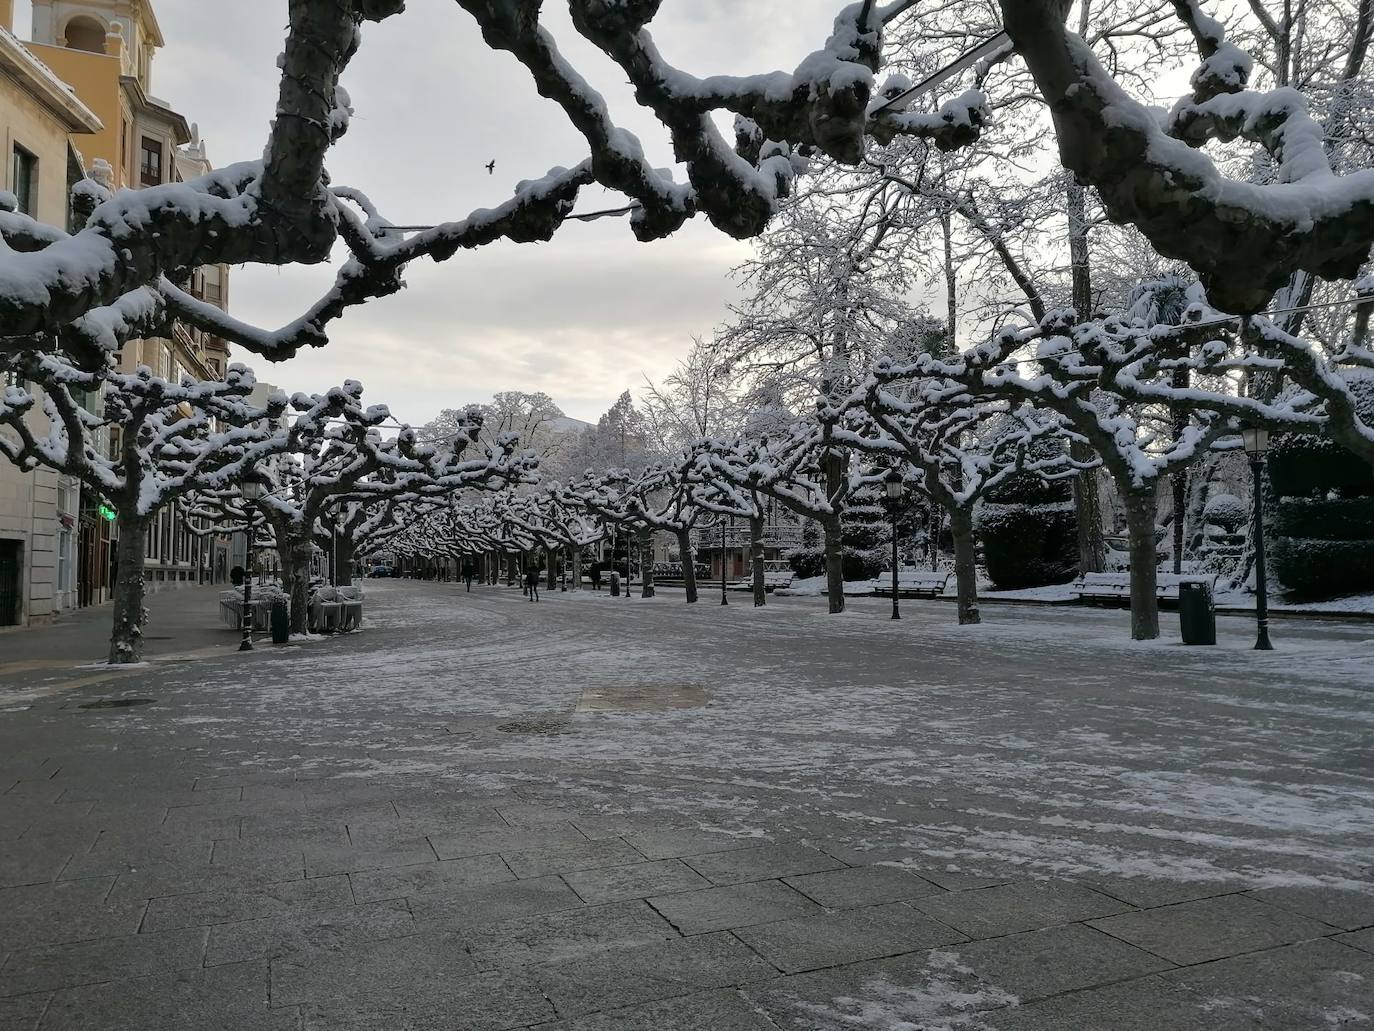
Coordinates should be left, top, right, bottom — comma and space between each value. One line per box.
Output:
609, 573, 621, 598
1179, 580, 1216, 646
270, 599, 291, 645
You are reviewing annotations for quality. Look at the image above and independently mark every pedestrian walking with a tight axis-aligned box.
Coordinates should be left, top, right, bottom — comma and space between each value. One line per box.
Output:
590, 563, 603, 592
524, 567, 541, 602
462, 561, 475, 592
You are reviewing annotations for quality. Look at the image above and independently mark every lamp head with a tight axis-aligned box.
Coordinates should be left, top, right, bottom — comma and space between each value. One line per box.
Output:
884, 467, 904, 499
1241, 426, 1270, 457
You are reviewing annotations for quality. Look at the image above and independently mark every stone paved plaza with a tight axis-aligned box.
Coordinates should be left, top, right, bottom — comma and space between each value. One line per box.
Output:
1, 581, 1373, 1029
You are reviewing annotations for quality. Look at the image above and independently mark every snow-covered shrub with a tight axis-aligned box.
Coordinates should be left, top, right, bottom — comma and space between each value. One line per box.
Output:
976, 463, 1079, 591
787, 547, 883, 581
1203, 493, 1247, 532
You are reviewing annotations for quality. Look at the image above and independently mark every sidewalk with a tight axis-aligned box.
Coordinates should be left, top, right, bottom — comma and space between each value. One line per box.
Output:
0, 585, 244, 695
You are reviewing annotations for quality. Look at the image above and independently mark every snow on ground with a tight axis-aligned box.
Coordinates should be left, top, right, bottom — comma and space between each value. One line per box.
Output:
128, 579, 1374, 897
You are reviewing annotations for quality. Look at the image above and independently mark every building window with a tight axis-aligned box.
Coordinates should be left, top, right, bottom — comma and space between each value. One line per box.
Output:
140, 137, 163, 188
11, 145, 38, 217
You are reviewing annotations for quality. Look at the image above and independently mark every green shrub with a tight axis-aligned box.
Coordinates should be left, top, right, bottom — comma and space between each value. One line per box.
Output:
1271, 497, 1374, 542
787, 547, 885, 581
978, 502, 1079, 590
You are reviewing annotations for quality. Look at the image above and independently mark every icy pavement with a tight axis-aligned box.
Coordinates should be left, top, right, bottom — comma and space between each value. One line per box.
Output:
1, 580, 1371, 1029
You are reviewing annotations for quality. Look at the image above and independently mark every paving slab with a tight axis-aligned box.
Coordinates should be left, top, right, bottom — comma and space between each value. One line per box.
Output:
682, 843, 845, 886
0, 992, 50, 1031
783, 864, 943, 908
349, 853, 513, 903
205, 898, 415, 965
462, 899, 678, 969
428, 824, 587, 861
733, 901, 967, 973
562, 859, 710, 904
142, 874, 353, 931
407, 874, 585, 930
301, 971, 553, 1031
1088, 892, 1339, 965
622, 829, 769, 862
531, 931, 778, 1019
533, 987, 780, 1031
1159, 938, 1374, 1028
269, 932, 477, 1008
500, 837, 644, 879
1244, 885, 1374, 931
0, 926, 208, 996
949, 922, 1174, 1000
36, 959, 296, 1031
912, 878, 1132, 938
745, 949, 1017, 1029
980, 974, 1251, 1030
1336, 927, 1374, 954
0, 838, 84, 888
0, 876, 146, 950
302, 837, 437, 878
648, 880, 823, 935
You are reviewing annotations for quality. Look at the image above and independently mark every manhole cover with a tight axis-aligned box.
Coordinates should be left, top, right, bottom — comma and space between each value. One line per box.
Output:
576, 684, 709, 713
78, 698, 155, 710
497, 715, 572, 736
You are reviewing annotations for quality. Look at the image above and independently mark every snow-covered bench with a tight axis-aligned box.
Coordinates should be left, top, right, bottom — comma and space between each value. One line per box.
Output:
1072, 572, 1219, 605
873, 571, 952, 599
728, 571, 795, 592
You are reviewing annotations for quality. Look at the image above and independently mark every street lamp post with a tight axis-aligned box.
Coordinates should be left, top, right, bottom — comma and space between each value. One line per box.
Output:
1242, 426, 1274, 650
720, 517, 728, 606
885, 468, 903, 621
239, 476, 265, 652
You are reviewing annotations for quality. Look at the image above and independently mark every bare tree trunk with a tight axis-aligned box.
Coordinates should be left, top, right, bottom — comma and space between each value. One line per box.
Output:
928, 506, 942, 568
571, 545, 582, 590
822, 513, 845, 614
336, 538, 356, 587
288, 537, 312, 635
639, 530, 655, 598
1073, 448, 1108, 573
750, 515, 766, 607
823, 442, 848, 614
547, 547, 557, 591
507, 552, 518, 587
677, 528, 698, 603
108, 513, 148, 664
949, 508, 981, 626
1122, 488, 1162, 641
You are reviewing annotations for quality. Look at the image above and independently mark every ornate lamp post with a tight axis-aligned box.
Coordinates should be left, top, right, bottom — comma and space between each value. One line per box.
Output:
1242, 426, 1274, 651
238, 474, 265, 652
884, 468, 903, 621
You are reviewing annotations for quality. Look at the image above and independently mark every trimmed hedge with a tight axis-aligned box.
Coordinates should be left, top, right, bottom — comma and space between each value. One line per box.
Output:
787, 547, 885, 581
1271, 497, 1374, 542
978, 501, 1079, 590
1270, 536, 1374, 597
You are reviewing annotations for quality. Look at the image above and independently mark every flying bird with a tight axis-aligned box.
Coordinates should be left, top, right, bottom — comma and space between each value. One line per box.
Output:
486, 160, 496, 175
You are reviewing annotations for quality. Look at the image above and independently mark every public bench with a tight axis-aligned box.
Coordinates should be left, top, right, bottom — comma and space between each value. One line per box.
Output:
728, 570, 796, 593
873, 571, 952, 599
1072, 572, 1220, 605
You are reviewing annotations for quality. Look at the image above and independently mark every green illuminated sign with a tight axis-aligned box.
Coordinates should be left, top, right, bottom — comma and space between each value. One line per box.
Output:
98, 504, 117, 523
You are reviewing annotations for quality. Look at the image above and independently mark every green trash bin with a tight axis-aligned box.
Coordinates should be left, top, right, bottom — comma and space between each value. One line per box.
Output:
1179, 580, 1216, 646
270, 599, 291, 645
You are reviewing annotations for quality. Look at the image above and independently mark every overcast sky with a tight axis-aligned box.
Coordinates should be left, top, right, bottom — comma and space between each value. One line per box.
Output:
18, 1, 851, 426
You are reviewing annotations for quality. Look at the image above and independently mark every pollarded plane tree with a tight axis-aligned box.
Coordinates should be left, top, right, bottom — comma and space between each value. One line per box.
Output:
688, 425, 886, 611
681, 450, 774, 608
0, 359, 297, 662
837, 373, 1087, 624
501, 488, 609, 591
0, 1, 989, 371
878, 308, 1241, 640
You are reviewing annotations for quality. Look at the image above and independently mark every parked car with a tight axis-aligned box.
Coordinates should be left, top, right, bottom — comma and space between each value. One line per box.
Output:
368, 565, 395, 578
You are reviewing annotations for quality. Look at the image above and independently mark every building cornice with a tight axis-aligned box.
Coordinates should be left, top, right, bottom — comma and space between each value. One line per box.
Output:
0, 29, 103, 134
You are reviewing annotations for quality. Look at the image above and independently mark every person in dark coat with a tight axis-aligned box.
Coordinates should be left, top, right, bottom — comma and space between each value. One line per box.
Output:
524, 567, 540, 602
461, 561, 475, 592
590, 563, 603, 592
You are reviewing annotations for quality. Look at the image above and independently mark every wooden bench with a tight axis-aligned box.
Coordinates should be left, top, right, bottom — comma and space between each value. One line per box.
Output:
874, 571, 952, 599
1072, 572, 1219, 605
